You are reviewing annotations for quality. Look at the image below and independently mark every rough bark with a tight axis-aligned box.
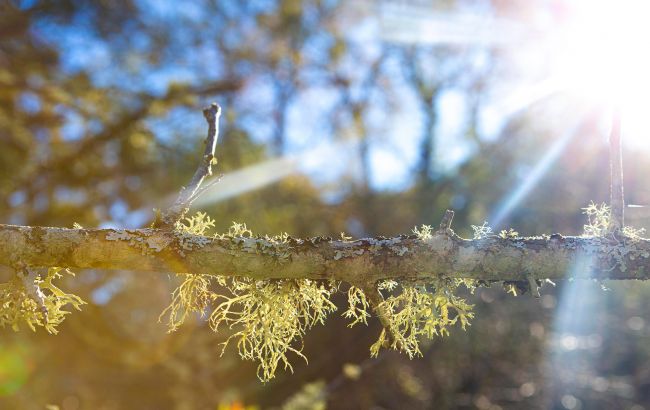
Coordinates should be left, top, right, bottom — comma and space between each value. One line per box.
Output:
1, 223, 649, 285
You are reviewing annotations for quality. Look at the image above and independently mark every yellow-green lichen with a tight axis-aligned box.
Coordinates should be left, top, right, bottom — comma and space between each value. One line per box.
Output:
161, 216, 339, 381
343, 285, 370, 327
210, 278, 337, 382
369, 279, 474, 358
161, 216, 469, 381
412, 224, 433, 241
0, 267, 85, 334
343, 279, 475, 359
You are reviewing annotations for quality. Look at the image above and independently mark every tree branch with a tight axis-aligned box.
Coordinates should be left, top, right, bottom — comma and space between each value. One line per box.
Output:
609, 108, 624, 232
3, 105, 644, 288
158, 103, 222, 228
1, 223, 649, 283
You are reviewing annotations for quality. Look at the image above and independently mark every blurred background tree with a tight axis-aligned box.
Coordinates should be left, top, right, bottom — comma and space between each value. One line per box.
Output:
2, 0, 650, 409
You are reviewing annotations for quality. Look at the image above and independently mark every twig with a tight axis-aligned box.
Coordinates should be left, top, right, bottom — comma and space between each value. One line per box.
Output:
438, 209, 455, 233
362, 283, 398, 348
188, 174, 224, 204
609, 108, 624, 232
526, 273, 540, 298
16, 264, 48, 322
159, 103, 222, 228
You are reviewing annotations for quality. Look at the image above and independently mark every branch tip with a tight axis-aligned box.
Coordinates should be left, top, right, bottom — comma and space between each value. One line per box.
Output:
203, 102, 221, 120
157, 102, 223, 228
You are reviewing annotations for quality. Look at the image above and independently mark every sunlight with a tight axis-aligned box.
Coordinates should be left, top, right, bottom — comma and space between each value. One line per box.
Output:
377, 1, 650, 148
490, 122, 577, 228
545, 255, 604, 407
489, 104, 594, 228
192, 140, 358, 207
549, 0, 650, 148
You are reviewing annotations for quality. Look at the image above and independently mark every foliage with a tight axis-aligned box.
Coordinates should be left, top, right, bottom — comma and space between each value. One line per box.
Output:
0, 268, 85, 334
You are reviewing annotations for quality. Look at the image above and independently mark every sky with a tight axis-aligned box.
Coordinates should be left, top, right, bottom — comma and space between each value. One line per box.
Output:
23, 0, 650, 231
28, 0, 513, 195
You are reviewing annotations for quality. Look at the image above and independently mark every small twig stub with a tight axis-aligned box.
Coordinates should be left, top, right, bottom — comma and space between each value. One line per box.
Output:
439, 209, 455, 232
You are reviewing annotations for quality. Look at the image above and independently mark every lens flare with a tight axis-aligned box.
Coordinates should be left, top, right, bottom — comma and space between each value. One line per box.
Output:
0, 342, 32, 397
549, 0, 650, 148
552, 1, 650, 103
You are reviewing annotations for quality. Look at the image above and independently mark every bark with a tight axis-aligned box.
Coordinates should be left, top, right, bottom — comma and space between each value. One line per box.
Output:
1, 223, 649, 285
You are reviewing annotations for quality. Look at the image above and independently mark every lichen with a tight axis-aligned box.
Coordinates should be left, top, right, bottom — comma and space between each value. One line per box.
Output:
215, 222, 295, 262
0, 267, 85, 334
333, 247, 364, 260
471, 221, 494, 239
412, 225, 433, 241
210, 278, 337, 382
343, 279, 475, 359
175, 231, 212, 252
105, 230, 133, 242
145, 235, 172, 252
159, 273, 217, 332
368, 279, 474, 358
177, 211, 215, 235
580, 202, 648, 274
342, 285, 370, 327
171, 212, 216, 255
582, 202, 610, 237
161, 217, 338, 381
160, 216, 474, 380
499, 228, 519, 239
105, 229, 158, 255
127, 206, 650, 383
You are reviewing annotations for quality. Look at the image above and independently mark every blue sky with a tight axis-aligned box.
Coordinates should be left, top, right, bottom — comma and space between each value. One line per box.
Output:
29, 0, 501, 195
